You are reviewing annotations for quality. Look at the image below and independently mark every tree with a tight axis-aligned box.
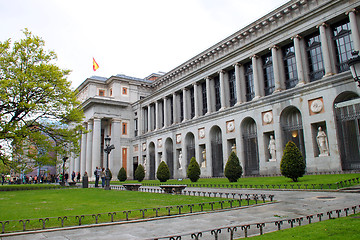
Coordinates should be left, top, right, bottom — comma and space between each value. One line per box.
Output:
224, 151, 243, 182
117, 167, 127, 182
156, 161, 170, 182
0, 29, 84, 172
280, 141, 306, 182
187, 157, 200, 182
134, 164, 145, 182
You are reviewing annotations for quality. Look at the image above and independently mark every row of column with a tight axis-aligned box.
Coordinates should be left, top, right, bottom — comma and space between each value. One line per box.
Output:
139, 11, 360, 136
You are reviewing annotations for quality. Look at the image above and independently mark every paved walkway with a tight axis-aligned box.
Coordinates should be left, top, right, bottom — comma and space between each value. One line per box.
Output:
1, 187, 359, 240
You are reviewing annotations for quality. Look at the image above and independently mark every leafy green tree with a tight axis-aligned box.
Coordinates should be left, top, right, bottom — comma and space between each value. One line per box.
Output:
134, 164, 145, 182
117, 167, 127, 182
156, 161, 170, 182
280, 141, 306, 182
224, 151, 243, 182
187, 157, 201, 182
0, 29, 84, 172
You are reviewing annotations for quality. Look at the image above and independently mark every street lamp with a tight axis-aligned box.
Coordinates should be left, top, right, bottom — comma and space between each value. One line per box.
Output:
104, 135, 115, 190
347, 51, 360, 87
61, 156, 68, 186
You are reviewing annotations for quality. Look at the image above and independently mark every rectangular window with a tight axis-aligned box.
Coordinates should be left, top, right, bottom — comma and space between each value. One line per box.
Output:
98, 89, 105, 96
122, 122, 127, 135
201, 82, 207, 115
332, 19, 354, 73
228, 69, 236, 106
134, 119, 138, 137
306, 32, 324, 81
262, 53, 275, 95
214, 76, 221, 111
190, 87, 195, 119
109, 88, 113, 96
282, 43, 298, 89
122, 148, 127, 171
244, 62, 255, 101
122, 87, 128, 95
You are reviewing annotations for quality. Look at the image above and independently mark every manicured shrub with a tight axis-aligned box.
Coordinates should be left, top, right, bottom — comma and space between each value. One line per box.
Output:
280, 141, 306, 182
156, 161, 170, 182
225, 151, 243, 182
135, 164, 145, 182
187, 157, 201, 182
117, 167, 127, 182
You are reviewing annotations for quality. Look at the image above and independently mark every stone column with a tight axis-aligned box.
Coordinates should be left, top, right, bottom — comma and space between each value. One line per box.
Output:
155, 101, 159, 130
293, 35, 305, 85
318, 23, 335, 77
219, 70, 227, 110
85, 120, 93, 177
234, 63, 242, 105
111, 119, 121, 178
147, 105, 151, 131
92, 118, 101, 175
80, 123, 87, 175
163, 97, 168, 127
183, 88, 188, 121
271, 45, 283, 92
193, 83, 199, 118
251, 55, 261, 99
206, 77, 212, 114
348, 9, 360, 52
173, 92, 178, 124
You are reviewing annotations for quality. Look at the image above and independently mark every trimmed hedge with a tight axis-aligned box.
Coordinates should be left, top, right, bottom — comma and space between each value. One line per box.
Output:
117, 167, 127, 182
280, 141, 306, 182
225, 151, 243, 182
135, 164, 145, 182
157, 161, 170, 182
187, 157, 201, 182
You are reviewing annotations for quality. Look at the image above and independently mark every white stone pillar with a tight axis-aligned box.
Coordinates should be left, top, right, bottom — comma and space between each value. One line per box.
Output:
206, 77, 212, 114
317, 23, 335, 77
251, 55, 261, 99
219, 70, 227, 110
193, 83, 199, 118
234, 63, 242, 105
111, 119, 121, 179
293, 35, 305, 85
183, 88, 188, 121
92, 118, 101, 176
348, 9, 360, 52
86, 120, 93, 177
147, 105, 151, 131
155, 101, 159, 130
271, 45, 283, 92
173, 93, 178, 124
163, 97, 168, 127
80, 123, 87, 175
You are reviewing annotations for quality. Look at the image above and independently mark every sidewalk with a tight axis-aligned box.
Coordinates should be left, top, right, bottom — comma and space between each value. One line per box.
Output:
1, 187, 359, 240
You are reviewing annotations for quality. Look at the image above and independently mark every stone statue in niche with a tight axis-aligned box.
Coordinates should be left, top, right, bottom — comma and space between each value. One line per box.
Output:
268, 135, 276, 161
201, 149, 206, 168
143, 157, 147, 173
317, 127, 329, 156
231, 144, 237, 154
178, 150, 183, 169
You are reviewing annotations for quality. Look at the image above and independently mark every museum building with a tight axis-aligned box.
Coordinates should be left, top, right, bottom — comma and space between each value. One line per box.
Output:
70, 0, 360, 180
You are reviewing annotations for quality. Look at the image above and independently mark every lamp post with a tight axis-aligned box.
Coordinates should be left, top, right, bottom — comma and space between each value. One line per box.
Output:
61, 156, 68, 186
347, 51, 360, 87
104, 135, 115, 190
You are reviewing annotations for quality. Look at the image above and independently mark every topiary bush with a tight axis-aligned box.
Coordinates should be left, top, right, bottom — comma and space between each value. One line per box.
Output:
224, 151, 243, 182
117, 167, 127, 182
156, 161, 170, 182
280, 141, 306, 182
134, 164, 145, 182
187, 157, 201, 182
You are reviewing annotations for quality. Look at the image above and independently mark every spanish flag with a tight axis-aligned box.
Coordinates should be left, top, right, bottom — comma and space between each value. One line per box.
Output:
93, 57, 99, 71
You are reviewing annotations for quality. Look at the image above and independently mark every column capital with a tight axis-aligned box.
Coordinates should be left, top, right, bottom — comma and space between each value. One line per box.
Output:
205, 76, 212, 81
112, 118, 121, 123
233, 62, 241, 67
269, 45, 279, 51
346, 8, 358, 15
218, 69, 225, 74
316, 22, 329, 29
291, 34, 302, 40
250, 54, 259, 60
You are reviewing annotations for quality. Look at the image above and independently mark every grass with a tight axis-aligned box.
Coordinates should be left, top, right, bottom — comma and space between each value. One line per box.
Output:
248, 212, 360, 240
0, 188, 253, 232
109, 173, 360, 189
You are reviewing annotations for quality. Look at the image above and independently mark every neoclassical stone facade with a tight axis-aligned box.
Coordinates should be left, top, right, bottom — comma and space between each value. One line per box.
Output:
71, 0, 360, 180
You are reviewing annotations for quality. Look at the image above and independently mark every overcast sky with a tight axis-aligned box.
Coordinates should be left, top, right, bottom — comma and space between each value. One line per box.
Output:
0, 0, 289, 89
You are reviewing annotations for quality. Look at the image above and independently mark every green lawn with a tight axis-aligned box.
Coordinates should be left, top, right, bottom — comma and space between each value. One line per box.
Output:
248, 212, 360, 240
0, 188, 249, 232
110, 173, 360, 189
